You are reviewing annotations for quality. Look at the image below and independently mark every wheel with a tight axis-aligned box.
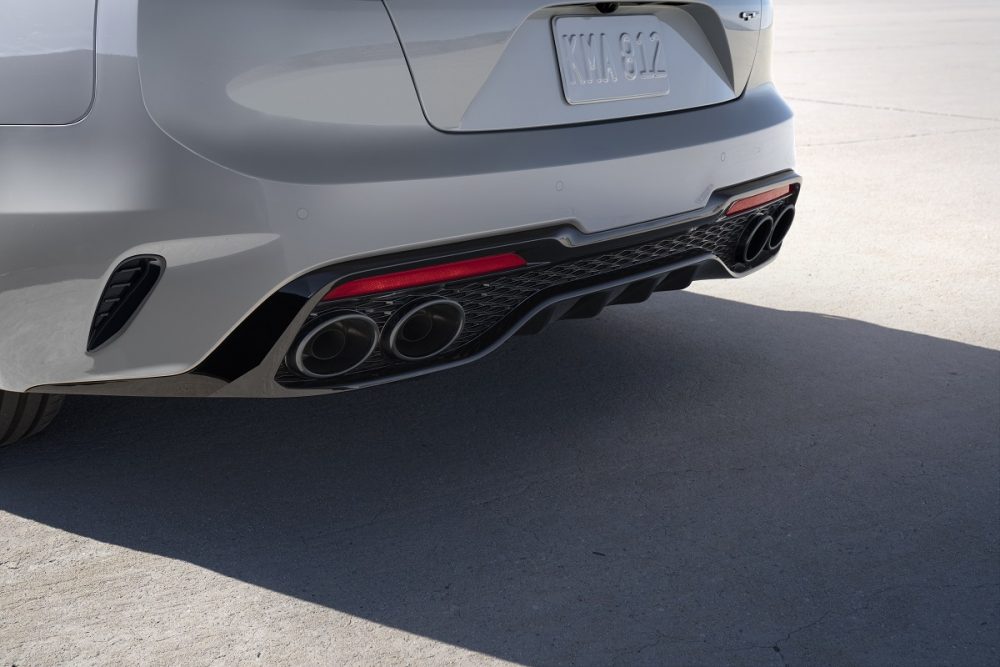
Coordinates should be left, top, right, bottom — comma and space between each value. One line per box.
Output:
0, 391, 64, 448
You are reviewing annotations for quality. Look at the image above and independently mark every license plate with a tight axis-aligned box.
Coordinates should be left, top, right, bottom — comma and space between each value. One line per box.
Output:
552, 15, 670, 105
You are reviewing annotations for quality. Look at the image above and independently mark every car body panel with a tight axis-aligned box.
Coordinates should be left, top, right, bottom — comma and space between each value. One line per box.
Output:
30, 171, 801, 399
0, 0, 794, 395
382, 0, 762, 131
0, 0, 97, 125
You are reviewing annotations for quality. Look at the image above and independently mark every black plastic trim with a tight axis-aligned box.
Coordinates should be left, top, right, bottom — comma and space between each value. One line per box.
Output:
195, 172, 800, 382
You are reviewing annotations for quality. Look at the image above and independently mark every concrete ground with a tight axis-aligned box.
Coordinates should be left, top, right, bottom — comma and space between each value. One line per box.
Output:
2, 0, 998, 664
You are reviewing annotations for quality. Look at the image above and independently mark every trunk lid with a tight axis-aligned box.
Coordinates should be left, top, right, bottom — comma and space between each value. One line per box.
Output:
382, 0, 762, 132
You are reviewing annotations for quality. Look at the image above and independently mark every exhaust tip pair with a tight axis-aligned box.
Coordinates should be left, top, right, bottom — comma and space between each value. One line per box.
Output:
739, 205, 796, 264
290, 299, 465, 379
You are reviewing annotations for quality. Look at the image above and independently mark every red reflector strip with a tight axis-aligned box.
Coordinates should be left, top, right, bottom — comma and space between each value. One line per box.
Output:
725, 185, 793, 216
323, 253, 528, 301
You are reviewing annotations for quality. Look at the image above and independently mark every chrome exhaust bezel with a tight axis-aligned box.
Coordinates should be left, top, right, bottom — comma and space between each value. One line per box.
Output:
291, 312, 379, 379
385, 298, 466, 362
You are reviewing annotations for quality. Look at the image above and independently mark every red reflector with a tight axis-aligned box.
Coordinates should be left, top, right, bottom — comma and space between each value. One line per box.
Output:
725, 185, 793, 216
323, 253, 527, 301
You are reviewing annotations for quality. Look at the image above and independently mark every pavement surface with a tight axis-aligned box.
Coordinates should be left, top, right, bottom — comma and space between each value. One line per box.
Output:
2, 1, 998, 665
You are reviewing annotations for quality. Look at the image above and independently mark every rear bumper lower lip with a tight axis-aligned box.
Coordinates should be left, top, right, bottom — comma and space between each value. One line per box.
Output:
297, 253, 774, 393
30, 170, 801, 399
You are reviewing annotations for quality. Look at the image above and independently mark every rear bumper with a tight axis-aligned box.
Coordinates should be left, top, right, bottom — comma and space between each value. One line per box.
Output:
0, 0, 796, 395
31, 172, 801, 398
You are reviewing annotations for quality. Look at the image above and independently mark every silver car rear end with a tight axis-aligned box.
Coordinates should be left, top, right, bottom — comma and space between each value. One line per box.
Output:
0, 0, 796, 397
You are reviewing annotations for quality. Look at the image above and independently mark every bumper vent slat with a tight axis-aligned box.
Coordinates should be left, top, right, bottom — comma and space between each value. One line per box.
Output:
87, 255, 165, 352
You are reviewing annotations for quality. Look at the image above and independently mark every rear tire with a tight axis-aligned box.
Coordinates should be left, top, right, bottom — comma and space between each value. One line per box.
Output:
0, 391, 64, 448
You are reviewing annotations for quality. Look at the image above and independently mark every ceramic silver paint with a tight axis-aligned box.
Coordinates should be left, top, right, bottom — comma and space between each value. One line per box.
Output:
382, 0, 763, 131
0, 0, 97, 125
0, 0, 793, 394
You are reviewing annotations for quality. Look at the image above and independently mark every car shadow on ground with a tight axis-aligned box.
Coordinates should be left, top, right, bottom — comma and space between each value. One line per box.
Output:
2, 293, 998, 665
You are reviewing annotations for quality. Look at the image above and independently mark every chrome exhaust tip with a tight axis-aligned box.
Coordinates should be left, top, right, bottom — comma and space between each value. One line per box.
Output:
290, 313, 379, 379
768, 205, 796, 251
385, 299, 465, 361
740, 215, 775, 264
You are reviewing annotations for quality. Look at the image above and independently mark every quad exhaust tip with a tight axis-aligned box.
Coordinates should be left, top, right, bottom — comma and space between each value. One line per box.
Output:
768, 205, 796, 251
291, 313, 379, 379
386, 299, 465, 362
740, 215, 775, 264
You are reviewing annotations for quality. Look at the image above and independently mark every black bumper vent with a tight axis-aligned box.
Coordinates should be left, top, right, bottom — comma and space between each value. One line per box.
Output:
87, 255, 164, 351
